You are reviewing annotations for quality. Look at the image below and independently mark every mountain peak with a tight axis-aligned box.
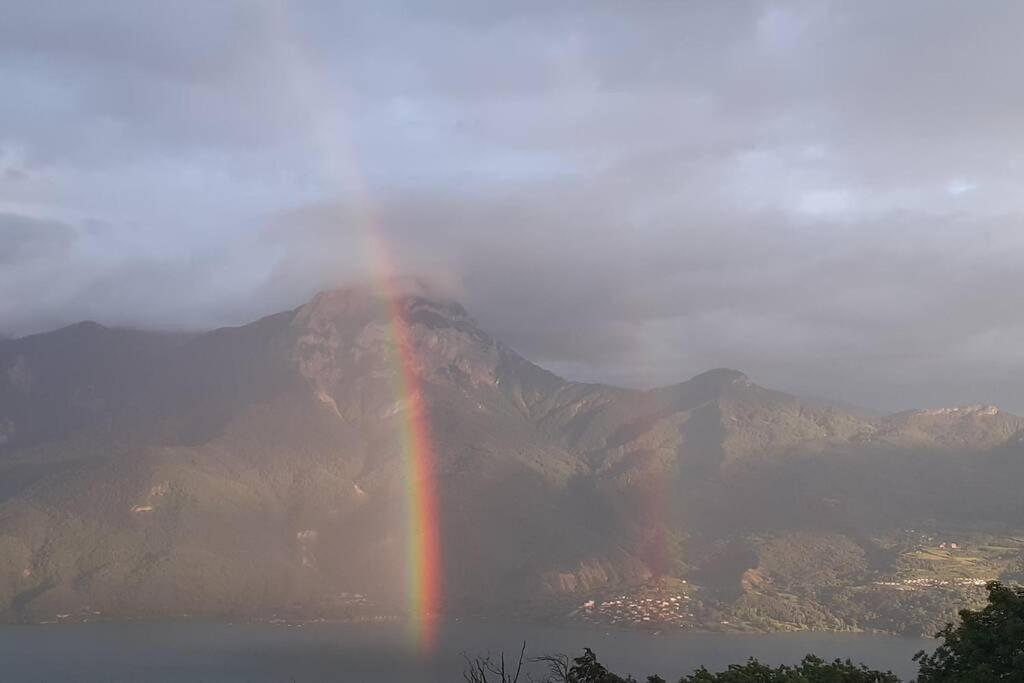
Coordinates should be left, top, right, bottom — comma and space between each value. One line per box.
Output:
692, 367, 748, 381
298, 281, 468, 325
648, 367, 755, 411
289, 283, 503, 398
42, 320, 109, 339
687, 367, 751, 390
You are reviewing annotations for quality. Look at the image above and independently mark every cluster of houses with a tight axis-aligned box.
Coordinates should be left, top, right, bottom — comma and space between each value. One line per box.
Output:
873, 577, 988, 590
902, 530, 962, 551
572, 591, 692, 627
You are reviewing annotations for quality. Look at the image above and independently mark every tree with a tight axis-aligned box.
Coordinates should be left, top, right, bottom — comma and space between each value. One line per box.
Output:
467, 645, 644, 683
534, 648, 639, 683
678, 655, 899, 682
463, 642, 528, 683
566, 647, 636, 682
567, 648, 625, 682
913, 581, 1024, 682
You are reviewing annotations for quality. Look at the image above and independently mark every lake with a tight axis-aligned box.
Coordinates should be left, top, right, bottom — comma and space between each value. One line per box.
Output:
0, 620, 934, 682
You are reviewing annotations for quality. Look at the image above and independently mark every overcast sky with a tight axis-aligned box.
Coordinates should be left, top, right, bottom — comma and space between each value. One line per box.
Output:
2, 1, 1023, 413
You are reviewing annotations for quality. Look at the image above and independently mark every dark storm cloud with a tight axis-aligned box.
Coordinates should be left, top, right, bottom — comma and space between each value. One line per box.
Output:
1, 0, 1023, 413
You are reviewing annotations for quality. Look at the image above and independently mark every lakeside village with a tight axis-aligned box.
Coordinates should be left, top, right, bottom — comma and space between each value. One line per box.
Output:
564, 531, 1024, 631
568, 581, 698, 629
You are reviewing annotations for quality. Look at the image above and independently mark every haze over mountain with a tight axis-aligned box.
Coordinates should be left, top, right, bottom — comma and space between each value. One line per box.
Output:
2, 285, 1022, 634
5, 2, 1024, 416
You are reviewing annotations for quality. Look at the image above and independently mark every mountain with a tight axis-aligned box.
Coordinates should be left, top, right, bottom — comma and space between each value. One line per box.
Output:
1, 286, 1023, 634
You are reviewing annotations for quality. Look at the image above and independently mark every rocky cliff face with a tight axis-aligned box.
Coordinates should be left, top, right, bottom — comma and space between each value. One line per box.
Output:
0, 285, 1022, 625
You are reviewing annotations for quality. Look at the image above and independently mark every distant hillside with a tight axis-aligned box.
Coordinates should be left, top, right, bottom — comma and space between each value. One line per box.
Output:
1, 286, 1022, 634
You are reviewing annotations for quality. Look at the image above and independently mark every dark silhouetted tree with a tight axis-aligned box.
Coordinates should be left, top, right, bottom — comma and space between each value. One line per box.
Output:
914, 581, 1024, 682
679, 654, 899, 682
566, 647, 635, 682
463, 641, 527, 683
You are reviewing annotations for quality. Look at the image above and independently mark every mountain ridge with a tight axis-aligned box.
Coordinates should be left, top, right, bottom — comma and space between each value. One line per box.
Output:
1, 285, 1022, 633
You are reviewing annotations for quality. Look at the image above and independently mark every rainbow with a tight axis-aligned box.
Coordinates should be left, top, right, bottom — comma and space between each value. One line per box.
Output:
263, 3, 444, 649
367, 240, 443, 652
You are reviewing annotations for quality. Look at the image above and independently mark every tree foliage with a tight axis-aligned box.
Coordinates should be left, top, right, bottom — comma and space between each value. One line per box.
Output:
535, 648, 638, 682
913, 581, 1024, 682
679, 655, 899, 682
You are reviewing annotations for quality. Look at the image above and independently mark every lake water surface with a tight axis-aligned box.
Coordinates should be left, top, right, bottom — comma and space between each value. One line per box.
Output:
0, 620, 934, 682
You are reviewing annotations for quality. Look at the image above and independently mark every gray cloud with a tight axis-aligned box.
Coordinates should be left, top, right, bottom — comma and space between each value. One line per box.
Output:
1, 1, 1023, 413
0, 212, 75, 265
